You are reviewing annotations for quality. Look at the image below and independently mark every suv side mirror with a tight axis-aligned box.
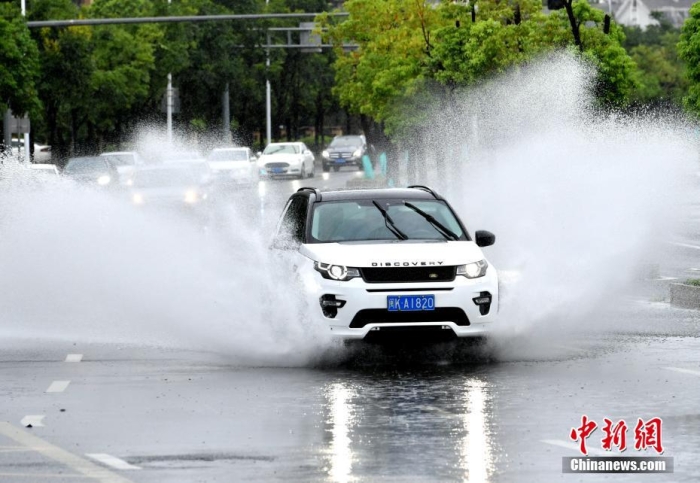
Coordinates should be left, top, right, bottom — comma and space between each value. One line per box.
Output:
475, 230, 495, 247
257, 151, 262, 157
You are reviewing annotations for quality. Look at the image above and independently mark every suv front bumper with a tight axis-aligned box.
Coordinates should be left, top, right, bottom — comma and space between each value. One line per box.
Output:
302, 266, 498, 339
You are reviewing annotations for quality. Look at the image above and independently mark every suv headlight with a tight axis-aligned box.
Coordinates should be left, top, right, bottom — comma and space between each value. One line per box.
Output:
314, 262, 361, 281
353, 148, 362, 158
322, 150, 330, 159
457, 260, 488, 279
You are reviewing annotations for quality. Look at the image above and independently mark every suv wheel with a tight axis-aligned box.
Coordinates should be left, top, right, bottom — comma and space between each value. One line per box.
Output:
299, 164, 306, 179
322, 164, 330, 173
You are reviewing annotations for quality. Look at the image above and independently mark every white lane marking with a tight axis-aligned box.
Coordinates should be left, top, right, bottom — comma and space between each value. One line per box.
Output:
553, 344, 587, 353
0, 422, 134, 483
541, 439, 607, 456
670, 241, 700, 250
65, 354, 83, 362
86, 454, 141, 471
0, 472, 93, 478
20, 415, 45, 428
688, 268, 700, 272
0, 446, 33, 453
46, 381, 70, 393
656, 276, 679, 281
664, 367, 700, 377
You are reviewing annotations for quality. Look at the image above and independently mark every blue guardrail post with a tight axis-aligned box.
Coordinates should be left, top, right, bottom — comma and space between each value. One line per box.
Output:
362, 154, 374, 179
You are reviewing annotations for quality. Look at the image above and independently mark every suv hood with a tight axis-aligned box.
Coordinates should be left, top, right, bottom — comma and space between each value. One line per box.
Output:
209, 160, 248, 170
259, 153, 300, 164
300, 241, 485, 268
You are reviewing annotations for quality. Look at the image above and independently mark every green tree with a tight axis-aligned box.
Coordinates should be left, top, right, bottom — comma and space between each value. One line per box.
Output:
0, 3, 41, 124
29, 0, 93, 158
676, 3, 700, 115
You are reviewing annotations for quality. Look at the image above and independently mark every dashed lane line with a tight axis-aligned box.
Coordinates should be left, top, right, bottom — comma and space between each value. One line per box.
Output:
85, 454, 141, 471
0, 472, 93, 479
45, 381, 70, 393
669, 241, 700, 251
0, 422, 134, 483
65, 354, 83, 362
541, 439, 608, 456
664, 367, 700, 377
20, 415, 45, 428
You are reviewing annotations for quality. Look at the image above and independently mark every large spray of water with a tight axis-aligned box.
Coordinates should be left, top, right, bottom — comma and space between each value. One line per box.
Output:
0, 53, 696, 364
416, 53, 698, 358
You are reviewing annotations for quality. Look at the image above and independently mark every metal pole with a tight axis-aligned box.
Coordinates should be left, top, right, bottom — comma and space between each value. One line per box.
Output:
222, 82, 230, 143
167, 0, 172, 144
21, 0, 30, 162
167, 73, 173, 143
3, 110, 12, 152
265, 0, 272, 146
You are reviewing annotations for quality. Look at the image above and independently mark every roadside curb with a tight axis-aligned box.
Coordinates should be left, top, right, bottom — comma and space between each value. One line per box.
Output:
670, 283, 700, 309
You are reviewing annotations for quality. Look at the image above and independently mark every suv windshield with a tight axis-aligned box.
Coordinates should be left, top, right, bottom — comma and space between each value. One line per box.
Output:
309, 199, 466, 242
264, 144, 299, 155
101, 154, 134, 166
133, 168, 199, 187
208, 150, 248, 162
329, 136, 363, 149
64, 158, 108, 174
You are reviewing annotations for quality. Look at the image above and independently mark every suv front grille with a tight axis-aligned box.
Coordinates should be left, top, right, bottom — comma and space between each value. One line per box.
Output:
360, 266, 456, 283
349, 308, 470, 328
265, 162, 289, 169
329, 152, 355, 159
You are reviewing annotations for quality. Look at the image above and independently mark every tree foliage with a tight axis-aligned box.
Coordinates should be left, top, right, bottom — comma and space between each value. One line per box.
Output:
0, 2, 41, 118
324, 0, 637, 143
677, 3, 700, 116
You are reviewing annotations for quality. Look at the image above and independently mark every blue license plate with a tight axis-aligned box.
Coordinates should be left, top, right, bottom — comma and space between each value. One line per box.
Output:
335, 158, 345, 164
387, 295, 435, 312
272, 168, 284, 173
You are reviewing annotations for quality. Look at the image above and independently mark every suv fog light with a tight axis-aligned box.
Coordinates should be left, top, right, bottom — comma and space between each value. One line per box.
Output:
320, 294, 346, 318
472, 292, 492, 316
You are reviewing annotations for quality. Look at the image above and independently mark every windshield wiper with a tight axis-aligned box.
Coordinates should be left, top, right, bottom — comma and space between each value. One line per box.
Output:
403, 202, 460, 241
372, 201, 408, 240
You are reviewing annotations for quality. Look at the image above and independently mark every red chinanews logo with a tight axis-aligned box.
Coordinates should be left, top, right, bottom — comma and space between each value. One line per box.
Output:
569, 416, 664, 455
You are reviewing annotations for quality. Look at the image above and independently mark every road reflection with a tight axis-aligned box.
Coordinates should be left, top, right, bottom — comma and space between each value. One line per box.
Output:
322, 370, 496, 483
326, 382, 357, 483
461, 378, 494, 483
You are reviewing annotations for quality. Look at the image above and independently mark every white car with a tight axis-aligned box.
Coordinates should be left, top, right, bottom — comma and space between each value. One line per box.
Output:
257, 142, 315, 179
207, 147, 259, 185
100, 151, 146, 185
11, 139, 51, 163
29, 164, 60, 176
272, 186, 498, 340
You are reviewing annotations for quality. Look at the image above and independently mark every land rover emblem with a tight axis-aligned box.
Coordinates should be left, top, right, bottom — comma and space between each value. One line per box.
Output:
429, 273, 438, 279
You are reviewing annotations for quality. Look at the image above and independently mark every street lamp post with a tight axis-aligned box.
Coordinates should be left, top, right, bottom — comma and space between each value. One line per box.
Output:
167, 0, 173, 143
21, 0, 30, 162
265, 0, 272, 147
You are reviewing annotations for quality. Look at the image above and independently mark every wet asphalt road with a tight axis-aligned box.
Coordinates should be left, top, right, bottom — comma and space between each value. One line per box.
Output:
2, 168, 700, 483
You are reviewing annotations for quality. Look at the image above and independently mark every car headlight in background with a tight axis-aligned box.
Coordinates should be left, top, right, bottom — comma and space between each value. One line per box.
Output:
322, 150, 330, 159
353, 148, 362, 158
184, 190, 199, 203
457, 260, 488, 278
314, 262, 361, 281
132, 193, 144, 205
97, 175, 111, 185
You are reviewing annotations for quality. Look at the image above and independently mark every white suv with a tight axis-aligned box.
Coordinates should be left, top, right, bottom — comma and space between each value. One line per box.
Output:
257, 142, 315, 179
273, 186, 498, 340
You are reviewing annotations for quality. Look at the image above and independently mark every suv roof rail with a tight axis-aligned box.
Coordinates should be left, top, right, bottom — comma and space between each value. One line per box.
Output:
297, 187, 322, 201
407, 185, 440, 199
